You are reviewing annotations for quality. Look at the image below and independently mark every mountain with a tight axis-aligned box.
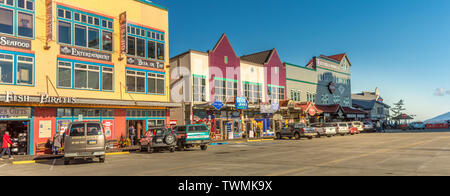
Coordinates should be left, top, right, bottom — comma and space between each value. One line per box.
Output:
425, 112, 450, 123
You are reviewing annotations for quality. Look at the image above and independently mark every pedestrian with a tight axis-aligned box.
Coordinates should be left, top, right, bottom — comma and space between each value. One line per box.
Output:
129, 125, 136, 146
376, 121, 381, 133
256, 126, 261, 138
0, 131, 13, 160
52, 131, 62, 155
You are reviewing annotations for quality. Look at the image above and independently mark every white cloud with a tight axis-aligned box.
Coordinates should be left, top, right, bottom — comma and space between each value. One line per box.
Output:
434, 88, 446, 96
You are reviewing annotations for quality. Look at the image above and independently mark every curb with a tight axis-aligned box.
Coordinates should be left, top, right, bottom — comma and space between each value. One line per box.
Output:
12, 160, 36, 165
106, 152, 130, 156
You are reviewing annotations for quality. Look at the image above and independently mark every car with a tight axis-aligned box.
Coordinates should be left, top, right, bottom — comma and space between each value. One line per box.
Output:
64, 121, 106, 165
364, 122, 375, 132
174, 124, 211, 151
346, 122, 359, 135
409, 122, 426, 130
139, 127, 177, 153
351, 121, 364, 133
329, 122, 350, 136
310, 123, 337, 137
276, 123, 317, 140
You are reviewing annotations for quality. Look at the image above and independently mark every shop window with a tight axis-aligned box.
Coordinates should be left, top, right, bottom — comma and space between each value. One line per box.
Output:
75, 24, 87, 47
147, 41, 156, 59
147, 73, 165, 94
0, 8, 13, 35
0, 53, 13, 84
16, 56, 33, 85
88, 27, 99, 49
0, 0, 14, 6
102, 31, 113, 51
57, 108, 72, 118
102, 67, 113, 91
57, 61, 72, 88
193, 76, 206, 102
58, 21, 71, 44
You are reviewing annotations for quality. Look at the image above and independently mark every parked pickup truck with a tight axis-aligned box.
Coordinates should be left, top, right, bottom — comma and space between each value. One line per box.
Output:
276, 123, 317, 140
310, 123, 337, 138
173, 124, 211, 151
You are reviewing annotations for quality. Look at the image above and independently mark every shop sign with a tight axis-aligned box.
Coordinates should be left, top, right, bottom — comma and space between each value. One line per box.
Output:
119, 12, 127, 58
38, 120, 52, 138
127, 56, 164, 69
3, 91, 77, 104
0, 107, 31, 119
308, 108, 316, 116
45, 0, 52, 45
60, 46, 112, 62
235, 97, 248, 110
212, 100, 224, 110
102, 120, 114, 139
0, 35, 31, 50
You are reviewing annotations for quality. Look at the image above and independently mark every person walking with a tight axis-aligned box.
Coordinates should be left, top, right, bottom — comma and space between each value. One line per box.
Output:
52, 131, 62, 155
376, 121, 382, 133
0, 131, 13, 160
129, 125, 136, 146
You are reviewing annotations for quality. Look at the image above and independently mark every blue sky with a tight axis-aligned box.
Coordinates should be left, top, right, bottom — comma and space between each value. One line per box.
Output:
152, 0, 450, 121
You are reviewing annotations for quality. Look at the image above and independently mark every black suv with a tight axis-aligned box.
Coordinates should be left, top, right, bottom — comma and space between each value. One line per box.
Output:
139, 127, 177, 153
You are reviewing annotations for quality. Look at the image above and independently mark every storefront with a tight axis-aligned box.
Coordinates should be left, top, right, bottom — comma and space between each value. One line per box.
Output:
0, 107, 32, 155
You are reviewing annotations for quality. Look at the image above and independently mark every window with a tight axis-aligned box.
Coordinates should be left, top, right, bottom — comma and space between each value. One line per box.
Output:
193, 76, 206, 102
0, 8, 13, 35
74, 24, 86, 47
58, 61, 72, 88
0, 53, 13, 84
244, 83, 262, 104
87, 123, 102, 136
268, 86, 285, 101
74, 64, 100, 90
147, 41, 156, 59
136, 38, 145, 57
127, 36, 136, 55
17, 12, 32, 38
58, 21, 71, 44
88, 27, 99, 49
147, 72, 165, 94
214, 79, 237, 102
102, 31, 112, 51
70, 124, 85, 136
16, 56, 32, 85
126, 70, 145, 93
102, 67, 113, 91
291, 89, 301, 102
157, 42, 164, 60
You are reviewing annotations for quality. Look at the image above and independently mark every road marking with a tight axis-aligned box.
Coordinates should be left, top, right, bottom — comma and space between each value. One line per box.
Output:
268, 136, 450, 176
0, 164, 6, 168
106, 152, 130, 156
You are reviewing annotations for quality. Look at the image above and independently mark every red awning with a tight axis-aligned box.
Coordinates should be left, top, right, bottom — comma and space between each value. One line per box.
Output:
316, 104, 341, 113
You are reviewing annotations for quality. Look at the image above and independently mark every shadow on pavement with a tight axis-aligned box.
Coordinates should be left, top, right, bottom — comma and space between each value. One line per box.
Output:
35, 158, 100, 166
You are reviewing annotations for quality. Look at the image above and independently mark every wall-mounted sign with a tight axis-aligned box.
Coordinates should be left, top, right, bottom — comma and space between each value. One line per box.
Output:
212, 100, 224, 110
3, 91, 77, 104
0, 107, 31, 119
235, 97, 248, 110
127, 57, 164, 69
308, 108, 316, 116
328, 82, 336, 94
60, 46, 112, 62
45, 0, 52, 46
0, 36, 31, 50
39, 120, 52, 138
119, 12, 127, 59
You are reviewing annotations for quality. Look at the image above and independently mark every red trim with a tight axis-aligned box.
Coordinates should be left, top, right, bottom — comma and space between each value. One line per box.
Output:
0, 46, 34, 54
126, 64, 166, 72
127, 20, 165, 33
57, 54, 114, 65
56, 2, 114, 19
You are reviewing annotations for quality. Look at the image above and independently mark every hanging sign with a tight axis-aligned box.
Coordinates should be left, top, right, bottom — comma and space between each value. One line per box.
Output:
235, 97, 248, 110
119, 12, 127, 58
212, 100, 224, 110
45, 0, 52, 47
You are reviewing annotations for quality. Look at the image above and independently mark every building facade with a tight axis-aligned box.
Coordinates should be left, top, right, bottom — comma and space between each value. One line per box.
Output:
352, 88, 390, 122
0, 0, 178, 155
170, 34, 286, 140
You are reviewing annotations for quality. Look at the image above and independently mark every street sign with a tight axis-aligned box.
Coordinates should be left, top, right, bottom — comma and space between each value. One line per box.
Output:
212, 100, 224, 110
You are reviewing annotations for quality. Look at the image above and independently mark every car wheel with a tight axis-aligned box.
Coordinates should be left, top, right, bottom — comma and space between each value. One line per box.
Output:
201, 145, 208, 151
308, 137, 313, 140
177, 141, 184, 151
276, 133, 282, 140
147, 145, 153, 154
170, 147, 175, 153
99, 156, 105, 163
64, 158, 71, 165
294, 133, 301, 140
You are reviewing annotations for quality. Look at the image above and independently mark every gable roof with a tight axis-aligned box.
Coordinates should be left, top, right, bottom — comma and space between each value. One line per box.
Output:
240, 49, 273, 65
210, 33, 238, 58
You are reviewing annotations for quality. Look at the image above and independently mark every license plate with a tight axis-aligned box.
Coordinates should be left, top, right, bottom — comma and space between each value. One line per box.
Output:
88, 140, 97, 145
77, 152, 93, 156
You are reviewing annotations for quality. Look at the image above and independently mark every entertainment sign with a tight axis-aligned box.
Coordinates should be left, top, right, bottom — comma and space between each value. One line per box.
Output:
127, 56, 164, 69
60, 46, 112, 62
0, 36, 31, 50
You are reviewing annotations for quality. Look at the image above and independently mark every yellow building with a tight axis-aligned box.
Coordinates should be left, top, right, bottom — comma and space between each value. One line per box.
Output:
0, 0, 179, 155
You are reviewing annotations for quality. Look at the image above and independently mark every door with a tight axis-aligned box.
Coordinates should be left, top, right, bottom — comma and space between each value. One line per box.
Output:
85, 123, 105, 153
66, 123, 86, 154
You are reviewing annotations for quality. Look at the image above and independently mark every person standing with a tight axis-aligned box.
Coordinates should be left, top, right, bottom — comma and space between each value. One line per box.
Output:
52, 131, 62, 155
0, 131, 13, 160
129, 125, 136, 146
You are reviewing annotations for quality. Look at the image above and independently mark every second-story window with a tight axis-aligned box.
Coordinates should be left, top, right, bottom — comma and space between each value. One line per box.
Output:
57, 5, 113, 52
127, 24, 165, 61
0, 0, 34, 39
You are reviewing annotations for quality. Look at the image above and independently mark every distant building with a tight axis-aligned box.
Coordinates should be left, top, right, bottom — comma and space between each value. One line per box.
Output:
352, 88, 391, 122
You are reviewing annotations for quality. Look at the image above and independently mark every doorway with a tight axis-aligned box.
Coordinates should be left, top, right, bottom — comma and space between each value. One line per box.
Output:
0, 120, 30, 155
126, 120, 146, 141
